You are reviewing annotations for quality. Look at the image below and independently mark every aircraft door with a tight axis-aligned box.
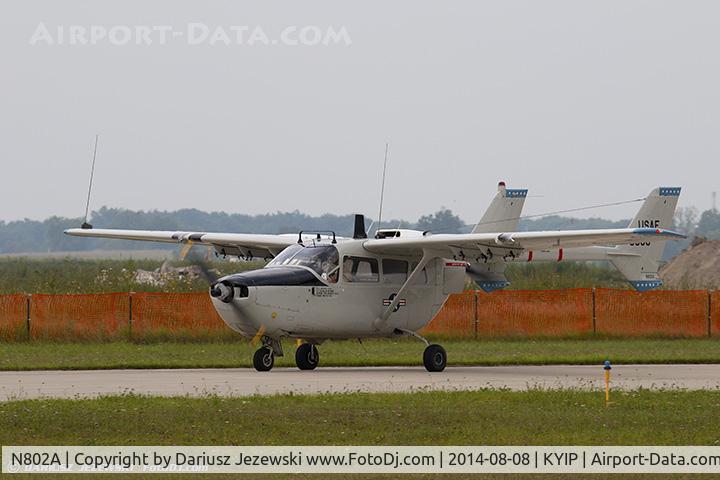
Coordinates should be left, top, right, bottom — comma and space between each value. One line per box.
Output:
379, 258, 411, 329
424, 258, 448, 308
443, 261, 467, 295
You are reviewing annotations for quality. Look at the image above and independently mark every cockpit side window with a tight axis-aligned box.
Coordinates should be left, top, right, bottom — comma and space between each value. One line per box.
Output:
342, 256, 379, 283
317, 247, 339, 283
382, 259, 408, 284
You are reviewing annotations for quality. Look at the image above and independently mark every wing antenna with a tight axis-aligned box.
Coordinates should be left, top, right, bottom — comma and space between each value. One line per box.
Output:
376, 142, 389, 233
81, 134, 100, 229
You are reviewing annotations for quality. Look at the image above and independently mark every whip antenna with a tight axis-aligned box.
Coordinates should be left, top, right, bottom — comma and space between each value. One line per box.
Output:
376, 142, 389, 232
81, 134, 99, 229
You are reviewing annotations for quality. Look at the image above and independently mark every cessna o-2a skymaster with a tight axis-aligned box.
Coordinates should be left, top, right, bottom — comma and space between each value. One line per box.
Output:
66, 183, 684, 372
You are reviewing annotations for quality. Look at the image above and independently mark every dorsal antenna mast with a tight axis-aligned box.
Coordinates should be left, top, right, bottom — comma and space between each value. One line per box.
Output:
81, 134, 99, 229
376, 142, 389, 233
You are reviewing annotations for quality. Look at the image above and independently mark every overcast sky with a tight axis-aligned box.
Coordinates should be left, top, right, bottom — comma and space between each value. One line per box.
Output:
1, 0, 718, 225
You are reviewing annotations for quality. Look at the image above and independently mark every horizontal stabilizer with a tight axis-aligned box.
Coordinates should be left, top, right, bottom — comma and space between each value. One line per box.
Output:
466, 263, 511, 292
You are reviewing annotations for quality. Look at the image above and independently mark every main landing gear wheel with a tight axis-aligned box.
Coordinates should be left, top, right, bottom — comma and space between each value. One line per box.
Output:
295, 343, 319, 370
423, 344, 447, 372
253, 346, 274, 372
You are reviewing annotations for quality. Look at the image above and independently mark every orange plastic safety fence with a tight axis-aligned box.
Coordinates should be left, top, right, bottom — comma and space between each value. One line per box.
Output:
476, 288, 593, 337
130, 292, 226, 339
709, 291, 720, 337
0, 294, 28, 341
29, 293, 130, 340
595, 288, 709, 337
7, 289, 719, 341
421, 292, 475, 337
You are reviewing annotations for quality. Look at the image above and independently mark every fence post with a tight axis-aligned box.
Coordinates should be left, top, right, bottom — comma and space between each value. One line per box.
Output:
473, 291, 479, 339
591, 288, 596, 334
708, 290, 712, 338
128, 292, 134, 340
25, 294, 31, 339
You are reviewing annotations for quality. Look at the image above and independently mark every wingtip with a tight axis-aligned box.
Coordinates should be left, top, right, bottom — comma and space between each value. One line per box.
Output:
633, 227, 686, 239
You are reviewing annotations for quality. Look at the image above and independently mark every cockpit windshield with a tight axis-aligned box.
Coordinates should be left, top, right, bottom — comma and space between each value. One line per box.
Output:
266, 244, 340, 283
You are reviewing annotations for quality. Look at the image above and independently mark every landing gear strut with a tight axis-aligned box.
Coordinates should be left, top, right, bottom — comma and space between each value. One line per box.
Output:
394, 328, 447, 372
253, 346, 274, 371
295, 343, 319, 370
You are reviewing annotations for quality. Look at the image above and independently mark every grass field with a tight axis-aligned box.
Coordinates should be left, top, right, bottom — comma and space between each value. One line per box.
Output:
2, 389, 717, 444
3, 338, 720, 370
1, 390, 718, 479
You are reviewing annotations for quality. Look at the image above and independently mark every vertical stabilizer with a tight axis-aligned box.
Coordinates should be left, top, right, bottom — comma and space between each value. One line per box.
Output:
609, 187, 681, 291
472, 182, 528, 234
468, 182, 528, 292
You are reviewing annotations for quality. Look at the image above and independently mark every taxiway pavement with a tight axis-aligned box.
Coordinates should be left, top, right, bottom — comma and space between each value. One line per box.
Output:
1, 364, 718, 400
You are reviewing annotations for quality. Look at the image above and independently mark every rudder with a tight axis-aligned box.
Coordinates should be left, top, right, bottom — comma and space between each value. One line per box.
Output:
472, 181, 528, 233
609, 187, 681, 291
468, 181, 528, 292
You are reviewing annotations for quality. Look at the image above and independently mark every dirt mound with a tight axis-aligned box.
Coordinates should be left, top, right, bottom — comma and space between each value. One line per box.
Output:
660, 237, 720, 290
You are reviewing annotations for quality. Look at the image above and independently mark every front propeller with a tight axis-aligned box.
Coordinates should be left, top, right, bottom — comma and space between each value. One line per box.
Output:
181, 244, 269, 361
210, 281, 234, 303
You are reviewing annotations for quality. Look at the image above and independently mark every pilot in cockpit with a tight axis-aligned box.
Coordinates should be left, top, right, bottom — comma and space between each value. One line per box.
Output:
316, 247, 339, 284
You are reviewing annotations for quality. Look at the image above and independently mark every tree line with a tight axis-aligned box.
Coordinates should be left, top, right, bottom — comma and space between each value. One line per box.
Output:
1, 205, 718, 254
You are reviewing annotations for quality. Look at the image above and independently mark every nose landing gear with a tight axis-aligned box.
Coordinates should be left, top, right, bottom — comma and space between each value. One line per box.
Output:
295, 343, 319, 370
252, 336, 283, 372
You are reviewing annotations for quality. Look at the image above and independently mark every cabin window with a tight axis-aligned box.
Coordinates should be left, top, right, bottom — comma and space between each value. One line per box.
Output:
382, 259, 408, 284
342, 256, 379, 283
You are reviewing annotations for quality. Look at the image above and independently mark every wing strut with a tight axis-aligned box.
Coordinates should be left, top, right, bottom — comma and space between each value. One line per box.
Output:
372, 249, 437, 330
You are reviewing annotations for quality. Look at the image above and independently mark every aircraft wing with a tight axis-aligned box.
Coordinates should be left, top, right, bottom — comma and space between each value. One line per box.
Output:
63, 228, 298, 259
362, 227, 685, 256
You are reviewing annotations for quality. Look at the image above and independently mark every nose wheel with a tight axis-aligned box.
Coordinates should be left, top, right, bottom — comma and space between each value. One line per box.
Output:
295, 343, 319, 370
253, 346, 274, 371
